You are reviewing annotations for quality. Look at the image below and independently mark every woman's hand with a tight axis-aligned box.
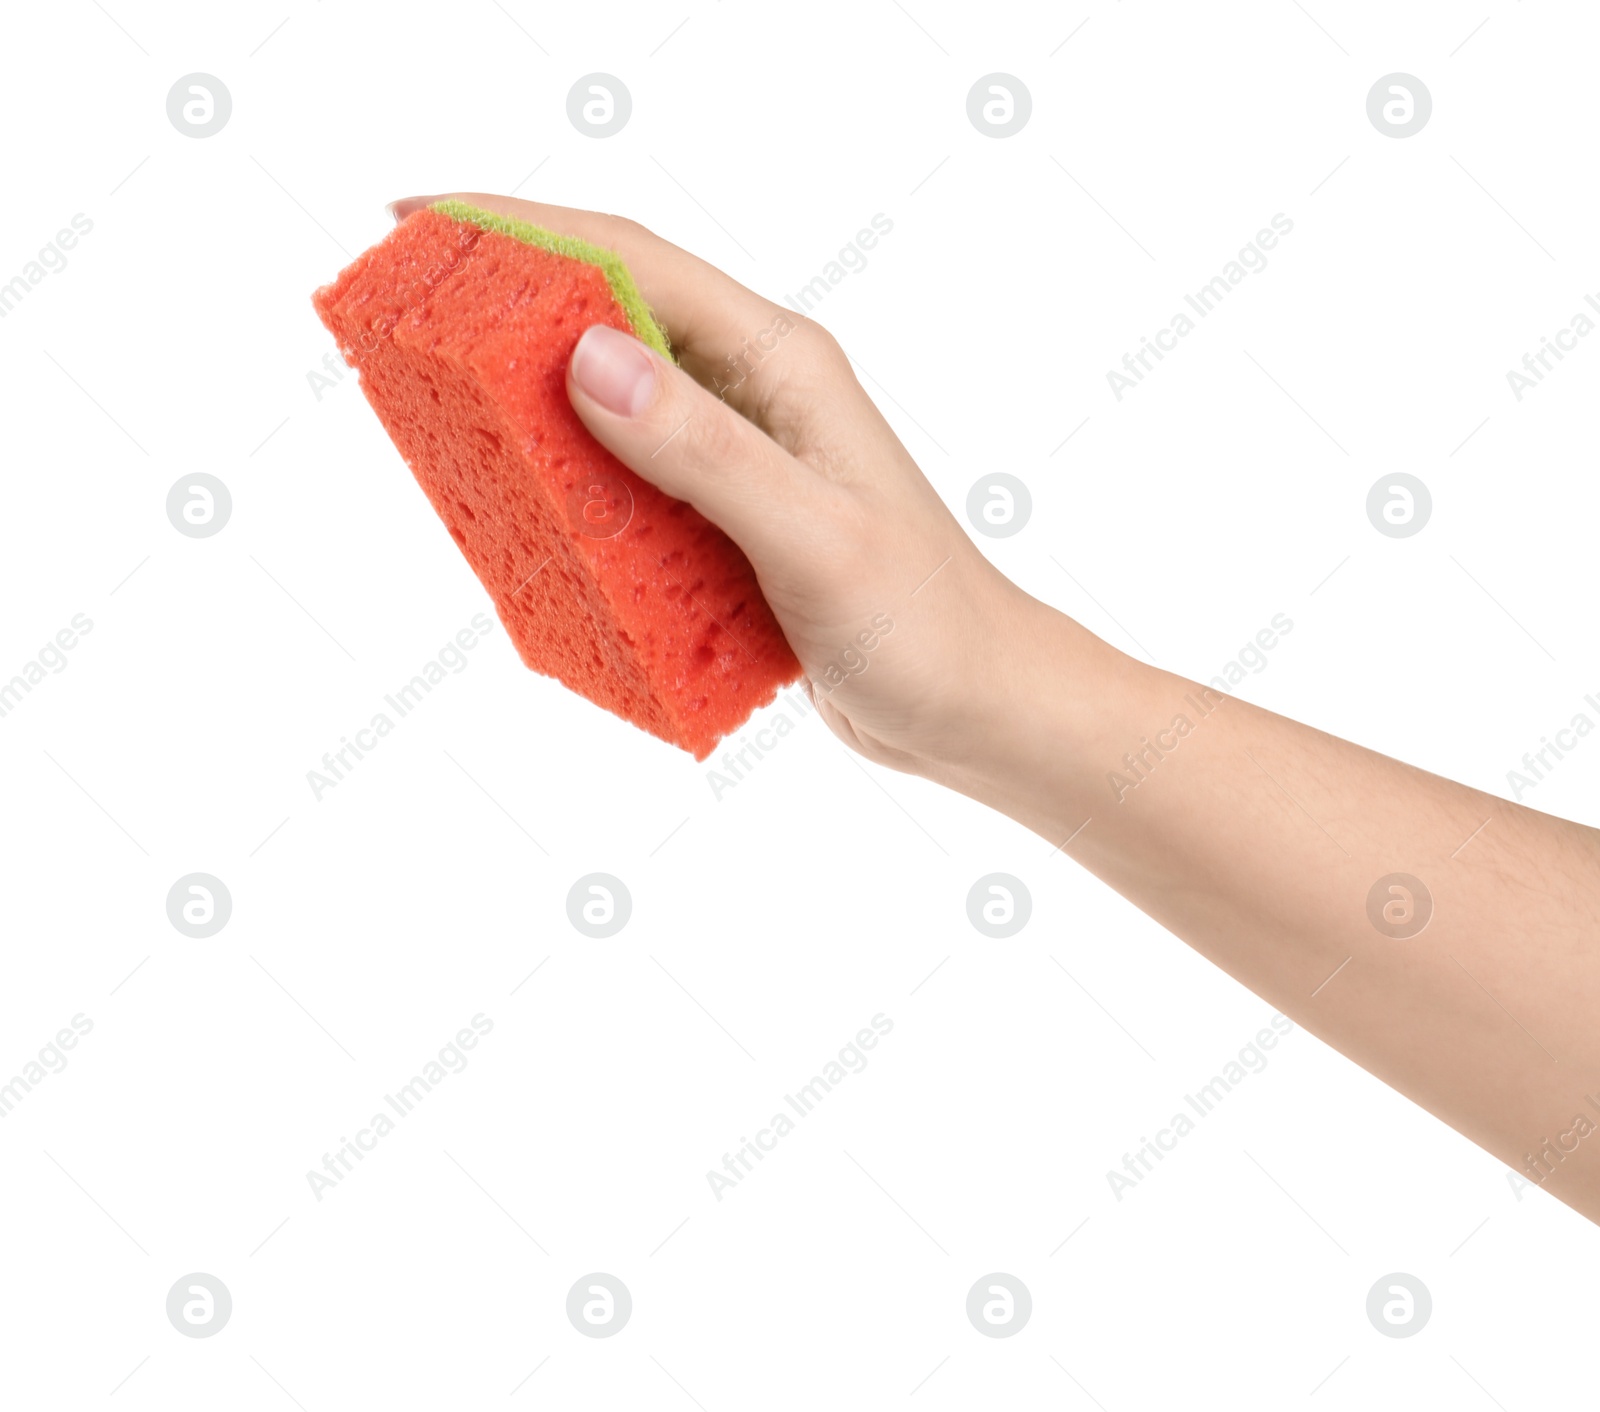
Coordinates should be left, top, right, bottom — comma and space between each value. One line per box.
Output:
393, 192, 1600, 1226
392, 192, 1071, 787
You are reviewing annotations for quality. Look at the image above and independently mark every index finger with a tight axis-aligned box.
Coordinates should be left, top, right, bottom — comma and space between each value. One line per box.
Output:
389, 192, 785, 379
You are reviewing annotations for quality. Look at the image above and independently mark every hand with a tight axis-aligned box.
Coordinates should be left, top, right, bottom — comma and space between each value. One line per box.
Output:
391, 193, 1056, 782
393, 195, 1600, 1226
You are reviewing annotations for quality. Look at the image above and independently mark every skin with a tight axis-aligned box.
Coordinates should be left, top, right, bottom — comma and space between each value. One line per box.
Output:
394, 193, 1600, 1224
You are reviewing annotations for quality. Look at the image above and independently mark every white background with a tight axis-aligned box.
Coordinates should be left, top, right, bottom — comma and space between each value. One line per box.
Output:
1, 0, 1597, 1406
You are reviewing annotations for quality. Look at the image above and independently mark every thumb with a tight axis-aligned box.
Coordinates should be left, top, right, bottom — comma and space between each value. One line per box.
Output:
565, 324, 817, 562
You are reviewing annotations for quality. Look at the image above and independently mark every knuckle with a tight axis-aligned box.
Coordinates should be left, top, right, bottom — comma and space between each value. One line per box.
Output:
789, 317, 847, 368
594, 208, 649, 238
612, 214, 655, 243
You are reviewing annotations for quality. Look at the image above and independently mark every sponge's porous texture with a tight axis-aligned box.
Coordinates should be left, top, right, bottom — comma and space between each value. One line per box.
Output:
312, 202, 800, 760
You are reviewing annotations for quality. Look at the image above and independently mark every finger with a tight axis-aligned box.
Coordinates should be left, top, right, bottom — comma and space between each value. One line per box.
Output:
389, 192, 784, 380
566, 323, 827, 569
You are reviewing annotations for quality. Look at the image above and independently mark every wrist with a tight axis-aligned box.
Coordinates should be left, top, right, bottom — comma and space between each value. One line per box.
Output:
915, 587, 1152, 841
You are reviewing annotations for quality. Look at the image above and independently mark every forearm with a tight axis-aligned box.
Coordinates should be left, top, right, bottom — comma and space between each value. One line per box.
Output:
503, 184, 1600, 1222
932, 589, 1600, 1221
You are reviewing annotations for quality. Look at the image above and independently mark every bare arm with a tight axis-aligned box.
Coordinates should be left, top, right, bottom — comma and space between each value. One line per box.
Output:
392, 191, 1600, 1226
935, 597, 1600, 1221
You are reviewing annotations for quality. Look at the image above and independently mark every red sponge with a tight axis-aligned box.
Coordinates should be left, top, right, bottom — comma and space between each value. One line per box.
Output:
312, 201, 800, 760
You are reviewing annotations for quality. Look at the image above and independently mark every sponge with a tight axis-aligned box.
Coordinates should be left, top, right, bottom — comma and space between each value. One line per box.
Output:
312, 201, 800, 760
